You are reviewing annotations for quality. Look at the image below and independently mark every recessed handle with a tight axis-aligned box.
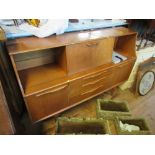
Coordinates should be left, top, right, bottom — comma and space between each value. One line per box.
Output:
86, 42, 99, 47
82, 77, 106, 87
81, 85, 103, 95
83, 71, 108, 80
36, 85, 67, 97
118, 63, 128, 68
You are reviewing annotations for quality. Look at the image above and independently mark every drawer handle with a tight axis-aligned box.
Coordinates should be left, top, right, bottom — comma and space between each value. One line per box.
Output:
86, 42, 99, 47
83, 72, 104, 80
118, 64, 129, 68
81, 85, 103, 95
82, 77, 106, 87
36, 85, 67, 97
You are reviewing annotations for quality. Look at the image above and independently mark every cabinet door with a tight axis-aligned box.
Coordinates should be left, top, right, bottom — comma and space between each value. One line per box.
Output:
26, 84, 69, 122
114, 60, 135, 84
66, 37, 115, 75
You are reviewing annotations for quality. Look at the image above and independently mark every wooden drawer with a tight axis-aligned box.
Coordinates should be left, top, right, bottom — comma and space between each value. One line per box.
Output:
82, 69, 112, 84
66, 37, 115, 74
69, 69, 114, 105
82, 72, 113, 93
25, 84, 69, 122
81, 70, 114, 99
70, 82, 108, 104
80, 83, 107, 98
82, 76, 106, 92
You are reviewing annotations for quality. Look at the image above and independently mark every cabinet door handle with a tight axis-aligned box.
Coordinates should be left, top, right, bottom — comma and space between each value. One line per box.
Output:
118, 63, 129, 69
36, 85, 67, 97
86, 42, 99, 47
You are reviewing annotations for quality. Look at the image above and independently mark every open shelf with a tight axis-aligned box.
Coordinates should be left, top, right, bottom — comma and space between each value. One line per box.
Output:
13, 46, 67, 95
114, 34, 137, 59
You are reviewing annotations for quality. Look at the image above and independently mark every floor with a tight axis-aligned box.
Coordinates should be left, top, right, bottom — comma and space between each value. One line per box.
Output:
41, 87, 155, 135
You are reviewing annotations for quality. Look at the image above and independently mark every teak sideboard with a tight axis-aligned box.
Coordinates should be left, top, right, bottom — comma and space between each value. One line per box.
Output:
6, 27, 137, 123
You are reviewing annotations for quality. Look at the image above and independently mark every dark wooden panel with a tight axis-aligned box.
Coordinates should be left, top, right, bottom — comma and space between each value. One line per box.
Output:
0, 42, 24, 114
0, 81, 15, 134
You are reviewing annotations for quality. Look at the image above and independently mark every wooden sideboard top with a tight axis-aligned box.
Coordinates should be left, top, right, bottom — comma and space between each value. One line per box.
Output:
6, 27, 136, 55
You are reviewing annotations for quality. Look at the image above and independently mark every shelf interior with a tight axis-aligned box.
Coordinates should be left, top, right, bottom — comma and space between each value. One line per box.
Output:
114, 34, 137, 59
18, 63, 67, 94
13, 46, 67, 95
